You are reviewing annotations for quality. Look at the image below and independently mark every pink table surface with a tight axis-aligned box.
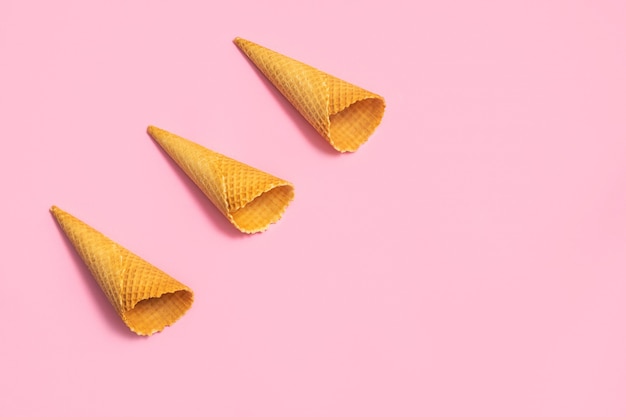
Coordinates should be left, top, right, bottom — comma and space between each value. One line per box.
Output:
2, 0, 626, 416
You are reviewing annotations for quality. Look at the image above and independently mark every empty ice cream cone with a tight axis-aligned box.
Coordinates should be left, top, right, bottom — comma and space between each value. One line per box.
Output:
147, 126, 294, 233
50, 206, 194, 336
233, 37, 385, 152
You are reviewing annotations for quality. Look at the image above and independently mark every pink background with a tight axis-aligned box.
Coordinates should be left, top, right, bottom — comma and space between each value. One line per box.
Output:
2, 0, 626, 415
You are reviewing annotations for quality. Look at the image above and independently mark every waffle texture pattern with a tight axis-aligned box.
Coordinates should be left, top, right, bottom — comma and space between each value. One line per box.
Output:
51, 206, 194, 336
147, 126, 295, 233
234, 37, 385, 152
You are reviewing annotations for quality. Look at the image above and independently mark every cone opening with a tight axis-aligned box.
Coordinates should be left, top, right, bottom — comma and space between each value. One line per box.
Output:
329, 97, 385, 152
124, 290, 194, 336
230, 183, 295, 233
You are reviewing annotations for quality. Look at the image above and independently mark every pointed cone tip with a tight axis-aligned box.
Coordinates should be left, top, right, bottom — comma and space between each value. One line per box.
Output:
49, 205, 63, 219
233, 37, 257, 55
147, 125, 159, 136
147, 125, 168, 145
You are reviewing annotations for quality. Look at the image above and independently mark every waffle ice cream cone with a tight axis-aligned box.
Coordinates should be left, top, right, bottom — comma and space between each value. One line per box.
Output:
50, 206, 194, 336
234, 37, 385, 152
147, 126, 294, 233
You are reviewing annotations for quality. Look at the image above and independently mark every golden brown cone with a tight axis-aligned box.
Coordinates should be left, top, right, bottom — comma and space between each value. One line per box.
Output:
233, 37, 385, 152
147, 126, 294, 233
50, 206, 194, 336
